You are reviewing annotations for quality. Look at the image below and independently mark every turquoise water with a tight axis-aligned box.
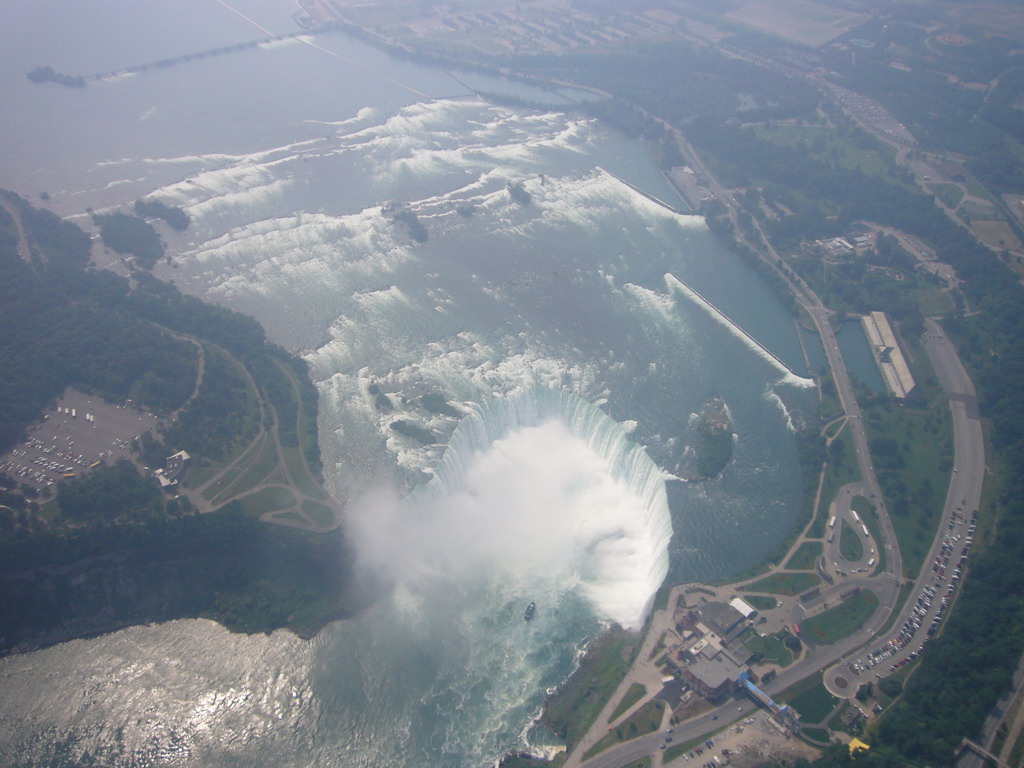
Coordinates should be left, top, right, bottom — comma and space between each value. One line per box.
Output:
837, 320, 885, 393
0, 2, 815, 766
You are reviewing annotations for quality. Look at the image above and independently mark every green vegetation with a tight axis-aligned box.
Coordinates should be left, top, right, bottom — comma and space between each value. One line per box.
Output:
0, 504, 362, 653
851, 495, 886, 575
421, 392, 462, 417
785, 541, 823, 571
694, 398, 733, 479
583, 699, 665, 759
134, 198, 190, 231
796, 427, 827, 538
0, 196, 197, 451
93, 211, 165, 269
753, 123, 900, 182
390, 206, 428, 242
610, 683, 647, 721
26, 65, 84, 88
744, 571, 820, 596
743, 595, 777, 611
817, 422, 861, 523
235, 486, 296, 518
56, 459, 174, 523
283, 445, 325, 500
863, 397, 951, 578
839, 520, 863, 562
741, 627, 793, 667
161, 345, 259, 463
301, 500, 335, 528
928, 183, 965, 210
779, 672, 838, 724
801, 727, 831, 744
801, 589, 878, 645
542, 627, 637, 754
0, 191, 340, 653
663, 735, 708, 762
507, 180, 533, 205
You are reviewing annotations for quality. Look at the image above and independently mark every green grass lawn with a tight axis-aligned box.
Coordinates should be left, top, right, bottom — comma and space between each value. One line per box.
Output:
817, 422, 861, 523
754, 124, 899, 182
839, 520, 863, 561
744, 572, 820, 596
741, 628, 793, 667
235, 486, 296, 518
301, 500, 336, 527
743, 595, 778, 611
780, 672, 839, 724
209, 433, 279, 505
611, 683, 647, 721
543, 628, 637, 753
801, 589, 878, 645
819, 371, 845, 422
583, 699, 666, 759
785, 541, 823, 570
927, 182, 965, 209
282, 445, 325, 500
909, 284, 955, 316
864, 397, 951, 579
664, 734, 708, 762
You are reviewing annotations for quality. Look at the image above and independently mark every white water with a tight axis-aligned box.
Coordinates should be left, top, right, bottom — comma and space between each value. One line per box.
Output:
404, 387, 673, 629
665, 273, 815, 388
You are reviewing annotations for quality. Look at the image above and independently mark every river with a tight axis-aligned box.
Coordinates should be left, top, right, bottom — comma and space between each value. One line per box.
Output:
0, 2, 816, 765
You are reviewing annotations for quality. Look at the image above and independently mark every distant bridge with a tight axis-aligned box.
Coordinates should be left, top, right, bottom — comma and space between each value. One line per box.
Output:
82, 30, 325, 82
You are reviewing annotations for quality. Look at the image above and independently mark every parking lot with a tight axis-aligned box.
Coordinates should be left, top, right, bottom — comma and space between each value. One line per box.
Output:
0, 389, 161, 494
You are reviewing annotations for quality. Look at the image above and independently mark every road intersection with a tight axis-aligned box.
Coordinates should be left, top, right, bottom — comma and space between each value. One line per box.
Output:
566, 308, 984, 768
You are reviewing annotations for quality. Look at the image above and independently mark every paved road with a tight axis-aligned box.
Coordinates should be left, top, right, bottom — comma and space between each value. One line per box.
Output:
819, 319, 984, 691
572, 312, 983, 768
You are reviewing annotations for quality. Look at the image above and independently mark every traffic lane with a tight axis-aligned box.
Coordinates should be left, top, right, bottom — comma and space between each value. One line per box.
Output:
582, 708, 733, 768
840, 327, 985, 679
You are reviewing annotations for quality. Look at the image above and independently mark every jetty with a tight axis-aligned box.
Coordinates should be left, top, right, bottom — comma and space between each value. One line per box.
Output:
598, 167, 688, 215
667, 274, 813, 386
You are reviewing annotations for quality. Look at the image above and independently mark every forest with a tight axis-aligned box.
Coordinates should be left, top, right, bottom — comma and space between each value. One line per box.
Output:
0, 502, 365, 654
93, 211, 165, 269
0, 197, 197, 450
0, 191, 335, 651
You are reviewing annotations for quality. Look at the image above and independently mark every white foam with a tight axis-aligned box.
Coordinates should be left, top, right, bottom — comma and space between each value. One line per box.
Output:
665, 273, 815, 388
350, 389, 671, 630
764, 388, 796, 432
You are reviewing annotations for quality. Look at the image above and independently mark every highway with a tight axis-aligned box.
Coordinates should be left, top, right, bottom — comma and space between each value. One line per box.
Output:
820, 319, 986, 691
573, 319, 984, 768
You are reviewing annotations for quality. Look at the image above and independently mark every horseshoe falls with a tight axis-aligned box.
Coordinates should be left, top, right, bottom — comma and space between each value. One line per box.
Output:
416, 388, 673, 630
0, 3, 818, 767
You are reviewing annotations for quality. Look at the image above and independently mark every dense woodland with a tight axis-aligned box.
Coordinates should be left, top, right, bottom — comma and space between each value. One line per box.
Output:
93, 211, 165, 269
0, 191, 334, 649
0, 503, 364, 654
133, 197, 191, 231
0, 195, 196, 450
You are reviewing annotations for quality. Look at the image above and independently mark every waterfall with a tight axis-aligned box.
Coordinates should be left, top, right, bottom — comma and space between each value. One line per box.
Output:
417, 387, 673, 629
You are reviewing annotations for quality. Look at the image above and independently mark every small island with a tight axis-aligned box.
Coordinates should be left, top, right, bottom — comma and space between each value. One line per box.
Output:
693, 396, 733, 480
26, 66, 85, 88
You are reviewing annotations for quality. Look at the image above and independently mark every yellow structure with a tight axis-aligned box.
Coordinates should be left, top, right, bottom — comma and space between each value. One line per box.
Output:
849, 737, 871, 756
